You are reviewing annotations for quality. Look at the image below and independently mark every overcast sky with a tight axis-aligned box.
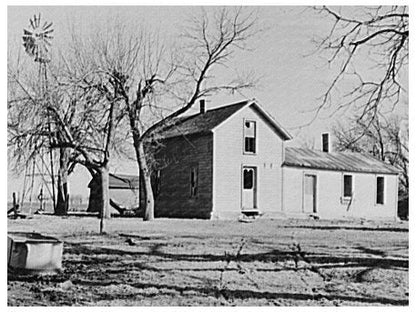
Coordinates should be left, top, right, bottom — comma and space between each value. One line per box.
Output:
7, 6, 409, 199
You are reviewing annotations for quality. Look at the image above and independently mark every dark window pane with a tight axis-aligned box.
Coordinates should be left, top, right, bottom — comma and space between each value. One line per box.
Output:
151, 170, 161, 198
322, 133, 329, 152
376, 177, 384, 204
343, 175, 352, 197
243, 169, 253, 189
245, 137, 256, 153
190, 167, 198, 197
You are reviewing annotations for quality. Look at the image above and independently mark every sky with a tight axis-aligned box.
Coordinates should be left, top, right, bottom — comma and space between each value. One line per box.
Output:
6, 5, 409, 200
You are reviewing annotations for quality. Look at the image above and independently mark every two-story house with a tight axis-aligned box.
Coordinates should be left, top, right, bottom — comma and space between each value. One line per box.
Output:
148, 99, 399, 220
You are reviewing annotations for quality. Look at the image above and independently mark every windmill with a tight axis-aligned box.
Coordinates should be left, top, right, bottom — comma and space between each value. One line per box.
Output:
22, 14, 54, 63
21, 13, 56, 212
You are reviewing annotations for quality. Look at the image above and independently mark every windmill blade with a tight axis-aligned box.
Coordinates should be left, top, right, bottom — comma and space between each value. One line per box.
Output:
43, 29, 54, 35
34, 14, 40, 28
42, 22, 53, 31
23, 29, 33, 36
29, 18, 35, 30
43, 39, 52, 46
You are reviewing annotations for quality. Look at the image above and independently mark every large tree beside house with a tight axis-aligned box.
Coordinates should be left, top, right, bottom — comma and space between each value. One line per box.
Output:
79, 8, 260, 220
8, 51, 126, 222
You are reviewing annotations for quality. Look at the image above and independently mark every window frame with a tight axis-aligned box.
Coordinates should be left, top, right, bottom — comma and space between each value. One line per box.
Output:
151, 170, 162, 199
190, 165, 198, 198
243, 119, 257, 155
375, 175, 385, 205
341, 173, 354, 202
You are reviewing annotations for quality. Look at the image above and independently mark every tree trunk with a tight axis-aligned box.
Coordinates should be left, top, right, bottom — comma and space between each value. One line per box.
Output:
136, 140, 154, 221
99, 164, 111, 219
55, 148, 69, 215
87, 165, 111, 219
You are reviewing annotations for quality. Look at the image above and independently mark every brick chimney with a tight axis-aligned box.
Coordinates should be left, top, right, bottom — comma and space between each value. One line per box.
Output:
200, 99, 206, 114
322, 133, 330, 153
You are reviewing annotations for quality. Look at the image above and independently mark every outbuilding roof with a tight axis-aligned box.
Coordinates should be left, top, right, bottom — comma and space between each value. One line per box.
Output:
283, 147, 399, 175
88, 173, 140, 189
155, 100, 292, 140
109, 174, 140, 189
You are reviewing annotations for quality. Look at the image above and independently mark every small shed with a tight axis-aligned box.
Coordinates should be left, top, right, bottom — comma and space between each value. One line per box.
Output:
87, 173, 140, 214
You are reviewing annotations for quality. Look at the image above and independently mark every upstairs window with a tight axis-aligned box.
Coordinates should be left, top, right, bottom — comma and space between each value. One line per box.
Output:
343, 174, 353, 198
376, 176, 385, 205
244, 121, 256, 153
190, 166, 198, 197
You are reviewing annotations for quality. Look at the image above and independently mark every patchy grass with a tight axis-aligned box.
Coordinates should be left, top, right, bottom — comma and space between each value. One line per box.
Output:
8, 216, 408, 306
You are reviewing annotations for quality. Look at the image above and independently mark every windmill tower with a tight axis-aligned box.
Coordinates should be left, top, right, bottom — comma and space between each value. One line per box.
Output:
21, 13, 56, 212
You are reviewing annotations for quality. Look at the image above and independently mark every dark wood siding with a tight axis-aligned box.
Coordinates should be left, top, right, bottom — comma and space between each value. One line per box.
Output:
152, 133, 213, 219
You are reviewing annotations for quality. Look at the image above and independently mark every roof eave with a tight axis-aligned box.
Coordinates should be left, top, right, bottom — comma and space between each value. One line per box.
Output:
281, 162, 400, 175
249, 101, 292, 140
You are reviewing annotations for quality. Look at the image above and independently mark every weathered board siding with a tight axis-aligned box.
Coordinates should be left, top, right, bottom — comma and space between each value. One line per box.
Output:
154, 133, 213, 219
282, 166, 398, 220
212, 105, 285, 219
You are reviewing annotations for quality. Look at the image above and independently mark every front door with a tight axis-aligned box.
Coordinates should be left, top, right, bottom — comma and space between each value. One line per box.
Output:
303, 174, 317, 213
242, 167, 257, 210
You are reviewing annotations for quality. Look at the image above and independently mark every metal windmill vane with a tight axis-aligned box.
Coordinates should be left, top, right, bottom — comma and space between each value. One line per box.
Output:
22, 13, 54, 63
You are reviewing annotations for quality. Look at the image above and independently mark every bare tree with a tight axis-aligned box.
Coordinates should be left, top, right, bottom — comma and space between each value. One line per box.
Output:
333, 114, 408, 195
85, 8, 259, 221
313, 6, 408, 124
8, 61, 70, 214
8, 50, 125, 221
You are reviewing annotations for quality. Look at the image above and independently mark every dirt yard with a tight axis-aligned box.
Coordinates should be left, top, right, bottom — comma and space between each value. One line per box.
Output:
8, 216, 408, 306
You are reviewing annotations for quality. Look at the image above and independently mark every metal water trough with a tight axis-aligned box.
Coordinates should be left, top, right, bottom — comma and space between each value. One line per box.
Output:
7, 232, 63, 274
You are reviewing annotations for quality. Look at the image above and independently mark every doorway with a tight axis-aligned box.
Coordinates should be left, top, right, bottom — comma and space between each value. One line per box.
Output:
303, 174, 317, 213
242, 167, 257, 210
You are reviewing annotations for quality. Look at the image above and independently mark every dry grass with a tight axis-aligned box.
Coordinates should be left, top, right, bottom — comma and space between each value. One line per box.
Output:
8, 216, 408, 306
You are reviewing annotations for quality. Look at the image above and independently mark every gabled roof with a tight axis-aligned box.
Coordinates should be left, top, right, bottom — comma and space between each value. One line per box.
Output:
88, 173, 139, 189
155, 100, 292, 140
283, 147, 399, 175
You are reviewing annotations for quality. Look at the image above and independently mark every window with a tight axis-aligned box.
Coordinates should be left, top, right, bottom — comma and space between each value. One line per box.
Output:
343, 174, 353, 198
376, 176, 385, 204
190, 166, 198, 197
322, 133, 329, 152
243, 169, 254, 189
244, 121, 256, 153
151, 170, 161, 199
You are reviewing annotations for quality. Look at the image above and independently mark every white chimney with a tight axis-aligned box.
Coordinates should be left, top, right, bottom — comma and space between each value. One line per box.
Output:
322, 133, 330, 153
200, 99, 206, 114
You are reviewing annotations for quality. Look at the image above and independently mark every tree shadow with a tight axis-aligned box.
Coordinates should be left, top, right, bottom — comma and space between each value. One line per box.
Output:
73, 278, 409, 305
63, 240, 408, 270
281, 225, 408, 233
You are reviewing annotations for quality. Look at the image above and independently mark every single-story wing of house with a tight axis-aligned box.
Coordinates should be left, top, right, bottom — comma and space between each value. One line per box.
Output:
137, 99, 401, 220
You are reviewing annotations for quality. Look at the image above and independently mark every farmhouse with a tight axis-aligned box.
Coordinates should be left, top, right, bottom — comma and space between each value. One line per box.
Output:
148, 99, 399, 220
